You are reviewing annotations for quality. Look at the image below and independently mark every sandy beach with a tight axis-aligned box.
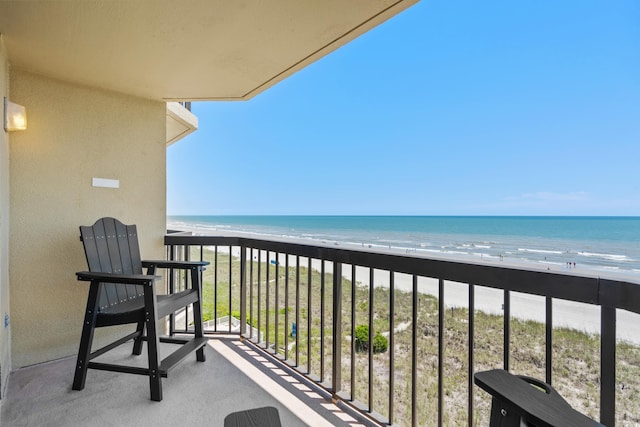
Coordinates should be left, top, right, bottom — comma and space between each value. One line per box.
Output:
169, 224, 640, 344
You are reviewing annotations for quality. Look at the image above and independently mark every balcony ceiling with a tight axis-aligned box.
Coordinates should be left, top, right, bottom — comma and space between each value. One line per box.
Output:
0, 0, 417, 102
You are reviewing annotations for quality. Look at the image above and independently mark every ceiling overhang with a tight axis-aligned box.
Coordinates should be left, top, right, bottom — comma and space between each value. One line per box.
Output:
0, 0, 418, 102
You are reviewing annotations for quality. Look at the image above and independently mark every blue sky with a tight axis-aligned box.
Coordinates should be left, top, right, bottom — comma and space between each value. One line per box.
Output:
168, 1, 640, 216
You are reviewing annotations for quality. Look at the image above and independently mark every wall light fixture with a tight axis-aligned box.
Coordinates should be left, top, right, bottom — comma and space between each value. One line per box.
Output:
4, 97, 27, 132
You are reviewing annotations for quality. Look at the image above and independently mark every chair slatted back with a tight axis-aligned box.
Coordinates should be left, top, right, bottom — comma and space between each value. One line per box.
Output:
80, 217, 144, 311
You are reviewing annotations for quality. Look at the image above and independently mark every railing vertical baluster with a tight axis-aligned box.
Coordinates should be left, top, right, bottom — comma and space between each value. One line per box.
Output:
389, 271, 395, 425
320, 260, 325, 381
468, 284, 475, 427
184, 245, 190, 331
168, 244, 176, 335
295, 255, 300, 366
368, 268, 374, 412
438, 278, 444, 427
504, 290, 510, 371
228, 245, 232, 333
307, 258, 312, 375
332, 261, 342, 399
275, 253, 279, 356
266, 250, 270, 351
411, 275, 417, 427
249, 248, 254, 340
257, 250, 261, 344
546, 296, 553, 385
214, 246, 218, 331
240, 246, 247, 337
600, 304, 616, 426
285, 254, 289, 361
199, 245, 204, 328
351, 265, 356, 402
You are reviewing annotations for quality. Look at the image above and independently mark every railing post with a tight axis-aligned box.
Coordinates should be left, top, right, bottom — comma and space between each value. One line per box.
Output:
240, 246, 247, 337
600, 305, 616, 426
332, 261, 342, 400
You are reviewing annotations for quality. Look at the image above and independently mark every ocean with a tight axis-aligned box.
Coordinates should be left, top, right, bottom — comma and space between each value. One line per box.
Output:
167, 216, 640, 276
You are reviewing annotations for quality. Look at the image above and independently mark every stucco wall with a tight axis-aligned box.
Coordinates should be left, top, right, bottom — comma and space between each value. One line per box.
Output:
9, 69, 166, 367
0, 35, 11, 394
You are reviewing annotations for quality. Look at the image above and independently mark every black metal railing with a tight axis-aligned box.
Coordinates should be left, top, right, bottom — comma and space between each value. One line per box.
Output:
164, 234, 640, 426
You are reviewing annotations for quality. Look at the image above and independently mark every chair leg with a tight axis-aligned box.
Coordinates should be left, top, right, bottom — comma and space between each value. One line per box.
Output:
73, 281, 100, 391
143, 280, 163, 401
132, 320, 145, 355
191, 267, 206, 362
489, 397, 521, 427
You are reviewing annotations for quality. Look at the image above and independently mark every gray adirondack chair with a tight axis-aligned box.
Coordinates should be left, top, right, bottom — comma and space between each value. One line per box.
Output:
73, 217, 209, 401
475, 369, 604, 426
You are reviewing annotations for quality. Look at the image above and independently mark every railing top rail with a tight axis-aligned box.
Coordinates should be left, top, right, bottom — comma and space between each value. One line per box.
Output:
164, 234, 640, 315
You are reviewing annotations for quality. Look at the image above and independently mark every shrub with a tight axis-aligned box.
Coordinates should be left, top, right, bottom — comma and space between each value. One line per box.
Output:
355, 324, 388, 354
373, 332, 388, 353
355, 325, 369, 351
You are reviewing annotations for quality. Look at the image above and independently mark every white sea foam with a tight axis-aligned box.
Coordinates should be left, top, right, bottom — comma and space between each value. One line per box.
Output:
577, 252, 631, 261
518, 248, 563, 255
443, 250, 469, 256
380, 239, 415, 245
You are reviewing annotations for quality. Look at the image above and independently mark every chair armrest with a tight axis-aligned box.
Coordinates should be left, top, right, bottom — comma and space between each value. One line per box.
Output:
76, 271, 161, 285
142, 260, 210, 270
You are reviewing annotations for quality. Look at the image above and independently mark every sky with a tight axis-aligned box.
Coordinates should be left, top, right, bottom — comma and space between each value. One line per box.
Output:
167, 1, 640, 216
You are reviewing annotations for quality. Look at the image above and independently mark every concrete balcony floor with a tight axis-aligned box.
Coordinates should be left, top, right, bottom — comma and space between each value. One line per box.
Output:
2, 336, 373, 427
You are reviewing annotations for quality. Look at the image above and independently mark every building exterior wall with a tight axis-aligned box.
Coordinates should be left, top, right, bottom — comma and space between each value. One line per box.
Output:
9, 69, 166, 367
0, 35, 11, 396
